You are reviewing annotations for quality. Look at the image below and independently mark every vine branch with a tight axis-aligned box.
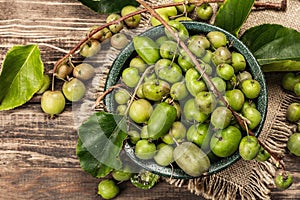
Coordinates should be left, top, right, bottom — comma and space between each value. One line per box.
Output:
52, 0, 222, 73
253, 0, 287, 11
52, 0, 287, 73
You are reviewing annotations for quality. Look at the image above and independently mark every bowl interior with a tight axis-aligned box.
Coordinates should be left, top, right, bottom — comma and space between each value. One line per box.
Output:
104, 21, 268, 179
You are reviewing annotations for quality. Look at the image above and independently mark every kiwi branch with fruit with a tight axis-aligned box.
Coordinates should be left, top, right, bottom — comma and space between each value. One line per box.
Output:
0, 0, 300, 199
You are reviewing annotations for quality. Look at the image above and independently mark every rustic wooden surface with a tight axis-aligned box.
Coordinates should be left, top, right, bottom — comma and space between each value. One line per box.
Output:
0, 0, 300, 199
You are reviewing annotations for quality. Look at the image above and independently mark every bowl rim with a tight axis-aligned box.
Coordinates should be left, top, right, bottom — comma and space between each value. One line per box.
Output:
104, 21, 268, 179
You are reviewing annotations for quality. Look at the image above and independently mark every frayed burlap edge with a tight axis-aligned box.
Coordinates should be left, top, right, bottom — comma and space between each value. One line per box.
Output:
163, 160, 275, 200
164, 159, 276, 200
162, 160, 275, 200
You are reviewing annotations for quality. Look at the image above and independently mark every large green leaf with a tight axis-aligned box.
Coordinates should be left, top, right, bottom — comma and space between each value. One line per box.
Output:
76, 138, 112, 178
214, 0, 254, 36
78, 0, 139, 14
0, 45, 44, 110
240, 24, 300, 66
78, 111, 127, 176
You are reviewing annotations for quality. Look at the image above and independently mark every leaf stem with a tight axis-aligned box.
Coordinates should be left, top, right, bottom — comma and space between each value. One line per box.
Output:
137, 0, 285, 169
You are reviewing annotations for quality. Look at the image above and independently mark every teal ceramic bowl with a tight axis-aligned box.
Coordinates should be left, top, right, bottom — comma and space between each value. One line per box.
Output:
104, 21, 267, 179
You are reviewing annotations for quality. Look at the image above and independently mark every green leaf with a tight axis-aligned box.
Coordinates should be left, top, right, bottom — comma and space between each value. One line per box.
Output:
0, 45, 44, 110
77, 111, 127, 176
214, 0, 254, 36
260, 60, 300, 72
76, 138, 112, 178
78, 0, 140, 14
240, 24, 300, 66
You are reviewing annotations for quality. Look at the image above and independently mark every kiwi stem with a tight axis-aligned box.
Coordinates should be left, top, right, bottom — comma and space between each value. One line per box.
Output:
137, 0, 285, 170
93, 83, 123, 110
51, 74, 55, 91
123, 65, 155, 116
68, 56, 75, 69
169, 163, 175, 180
169, 12, 186, 20
94, 65, 155, 112
172, 136, 180, 147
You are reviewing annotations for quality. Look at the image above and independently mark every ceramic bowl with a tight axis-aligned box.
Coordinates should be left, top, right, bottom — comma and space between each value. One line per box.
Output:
104, 21, 267, 179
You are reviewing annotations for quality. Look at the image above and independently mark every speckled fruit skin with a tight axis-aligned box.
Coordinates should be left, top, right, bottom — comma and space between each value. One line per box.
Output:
73, 63, 95, 81
97, 179, 119, 199
62, 78, 86, 102
41, 90, 65, 116
287, 133, 300, 156
174, 142, 210, 177
239, 135, 261, 160
135, 139, 156, 160
275, 171, 293, 190
286, 103, 300, 122
210, 126, 242, 158
128, 99, 153, 124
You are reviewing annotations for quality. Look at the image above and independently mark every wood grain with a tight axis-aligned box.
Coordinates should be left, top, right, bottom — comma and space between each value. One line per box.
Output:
0, 103, 204, 200
0, 0, 300, 199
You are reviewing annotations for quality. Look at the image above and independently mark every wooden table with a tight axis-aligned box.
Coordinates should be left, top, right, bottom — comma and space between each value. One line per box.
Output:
0, 0, 300, 199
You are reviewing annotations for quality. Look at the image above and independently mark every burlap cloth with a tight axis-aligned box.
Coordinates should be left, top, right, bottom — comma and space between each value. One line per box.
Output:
76, 0, 300, 199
